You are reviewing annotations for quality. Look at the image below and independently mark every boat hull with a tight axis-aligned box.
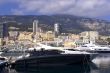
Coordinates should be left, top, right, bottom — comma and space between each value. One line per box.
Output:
76, 49, 110, 53
85, 50, 110, 53
14, 54, 91, 68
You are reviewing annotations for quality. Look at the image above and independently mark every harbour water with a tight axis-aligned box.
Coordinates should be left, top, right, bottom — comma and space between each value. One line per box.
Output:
1, 53, 110, 73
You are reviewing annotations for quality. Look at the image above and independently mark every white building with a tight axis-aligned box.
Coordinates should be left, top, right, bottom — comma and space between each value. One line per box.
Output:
33, 20, 38, 34
54, 23, 59, 38
33, 20, 39, 42
80, 31, 99, 43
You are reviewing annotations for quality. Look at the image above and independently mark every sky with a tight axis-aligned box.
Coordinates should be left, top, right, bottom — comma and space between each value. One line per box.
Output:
0, 0, 110, 21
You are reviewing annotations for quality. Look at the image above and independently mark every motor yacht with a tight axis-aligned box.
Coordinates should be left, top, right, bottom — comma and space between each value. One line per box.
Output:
74, 43, 110, 53
13, 43, 97, 68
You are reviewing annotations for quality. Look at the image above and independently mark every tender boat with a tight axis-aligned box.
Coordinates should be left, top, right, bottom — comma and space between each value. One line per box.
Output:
0, 57, 7, 68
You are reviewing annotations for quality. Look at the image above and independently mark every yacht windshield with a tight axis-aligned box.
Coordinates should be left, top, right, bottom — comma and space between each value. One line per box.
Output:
47, 43, 64, 47
82, 45, 87, 47
30, 49, 64, 57
65, 49, 76, 51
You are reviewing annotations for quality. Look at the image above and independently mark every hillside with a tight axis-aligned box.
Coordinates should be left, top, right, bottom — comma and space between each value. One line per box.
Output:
0, 15, 110, 35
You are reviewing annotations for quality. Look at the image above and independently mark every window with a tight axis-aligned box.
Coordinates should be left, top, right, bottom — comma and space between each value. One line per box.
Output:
82, 45, 87, 47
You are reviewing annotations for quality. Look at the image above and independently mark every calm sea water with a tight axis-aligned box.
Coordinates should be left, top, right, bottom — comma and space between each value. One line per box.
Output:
1, 53, 110, 73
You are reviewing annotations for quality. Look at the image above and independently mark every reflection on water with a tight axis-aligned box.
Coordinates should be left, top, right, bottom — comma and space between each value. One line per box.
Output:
1, 53, 110, 73
92, 53, 110, 73
16, 64, 92, 73
0, 67, 9, 73
93, 54, 110, 68
1, 64, 91, 73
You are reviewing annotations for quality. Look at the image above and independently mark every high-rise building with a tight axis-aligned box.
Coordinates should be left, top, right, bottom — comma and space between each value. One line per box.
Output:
3, 23, 9, 38
33, 20, 38, 35
54, 23, 59, 37
0, 22, 8, 38
33, 20, 39, 42
0, 23, 3, 38
0, 22, 9, 45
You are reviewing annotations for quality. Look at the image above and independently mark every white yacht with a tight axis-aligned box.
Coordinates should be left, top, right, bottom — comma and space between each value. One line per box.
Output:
74, 43, 110, 53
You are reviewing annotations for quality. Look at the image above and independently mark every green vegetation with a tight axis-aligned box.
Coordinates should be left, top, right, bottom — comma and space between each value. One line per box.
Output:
107, 38, 110, 45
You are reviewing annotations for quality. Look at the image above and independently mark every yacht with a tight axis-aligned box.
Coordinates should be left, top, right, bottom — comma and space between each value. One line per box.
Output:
74, 43, 110, 53
13, 43, 97, 68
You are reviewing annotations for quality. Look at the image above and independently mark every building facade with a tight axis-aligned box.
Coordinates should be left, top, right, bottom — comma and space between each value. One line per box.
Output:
80, 31, 99, 43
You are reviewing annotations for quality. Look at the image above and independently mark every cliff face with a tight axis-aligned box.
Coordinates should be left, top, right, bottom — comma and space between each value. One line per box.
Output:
0, 15, 110, 35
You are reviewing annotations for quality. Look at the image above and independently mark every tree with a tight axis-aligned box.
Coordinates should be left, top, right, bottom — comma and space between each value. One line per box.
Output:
107, 38, 110, 45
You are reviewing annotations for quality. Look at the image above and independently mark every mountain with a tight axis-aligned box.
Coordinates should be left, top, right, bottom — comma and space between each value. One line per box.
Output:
0, 15, 110, 36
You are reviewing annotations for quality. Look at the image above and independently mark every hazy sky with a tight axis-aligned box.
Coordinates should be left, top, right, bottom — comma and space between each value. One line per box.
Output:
0, 0, 110, 21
